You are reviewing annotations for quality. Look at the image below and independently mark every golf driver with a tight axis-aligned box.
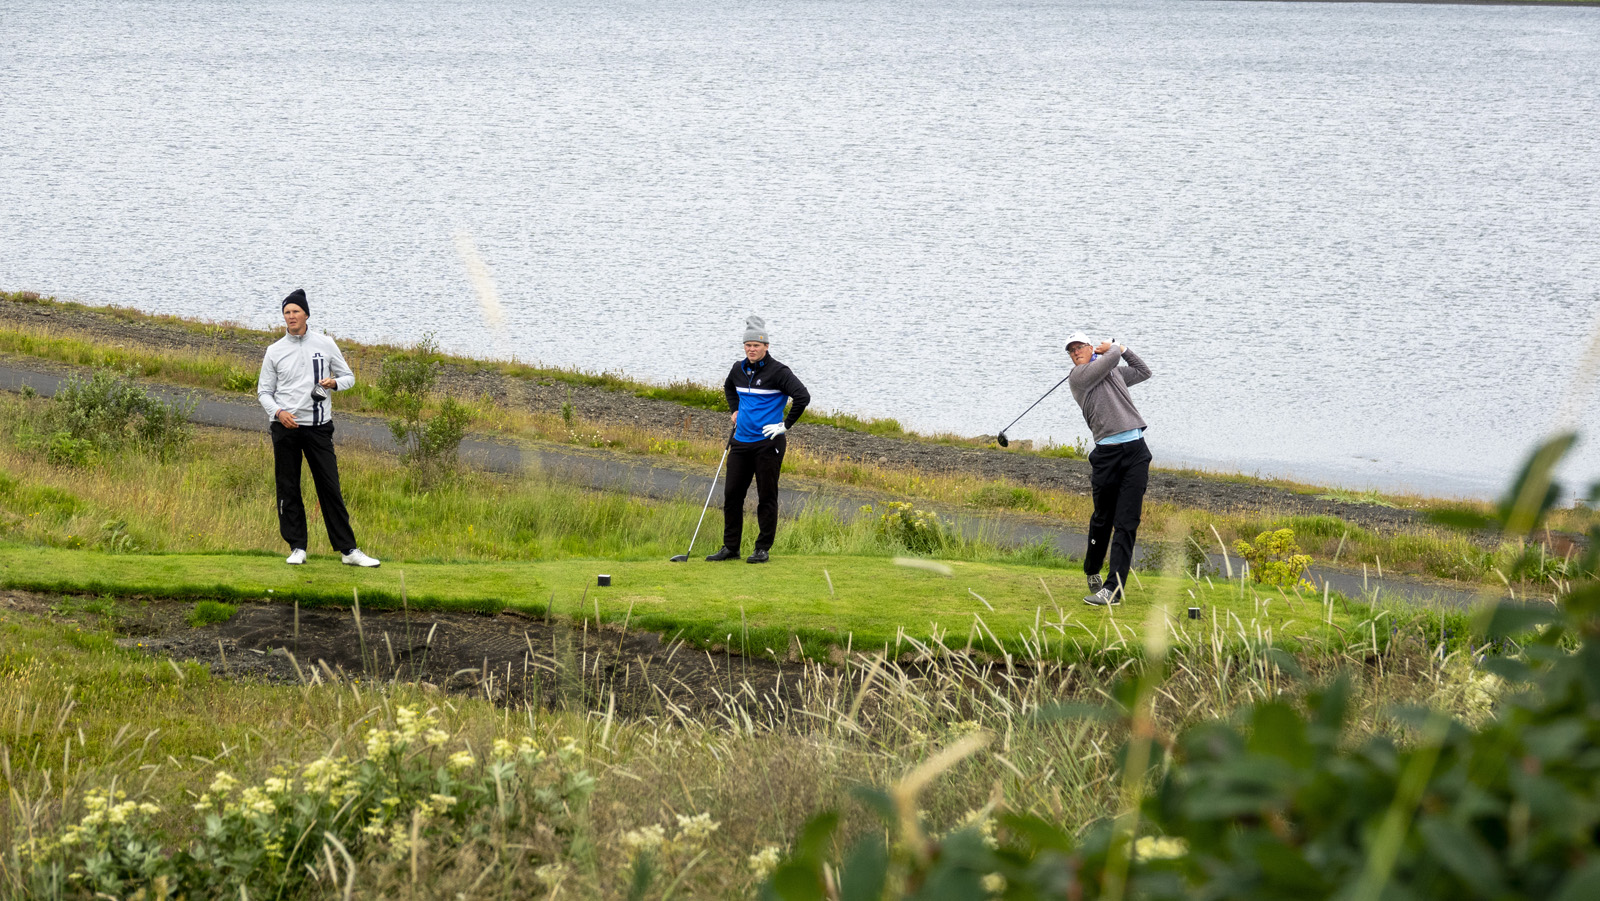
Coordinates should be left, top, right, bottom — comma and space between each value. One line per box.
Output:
670, 429, 735, 562
996, 338, 1117, 447
996, 374, 1070, 447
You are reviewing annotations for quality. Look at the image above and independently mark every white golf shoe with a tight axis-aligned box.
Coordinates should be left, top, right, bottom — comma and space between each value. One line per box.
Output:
341, 549, 381, 568
286, 548, 307, 565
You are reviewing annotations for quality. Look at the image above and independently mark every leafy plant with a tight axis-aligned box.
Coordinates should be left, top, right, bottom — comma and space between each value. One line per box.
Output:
1037, 437, 1089, 460
20, 706, 595, 899
1233, 527, 1314, 592
32, 369, 194, 465
866, 501, 951, 554
375, 334, 473, 479
764, 432, 1600, 901
219, 368, 255, 393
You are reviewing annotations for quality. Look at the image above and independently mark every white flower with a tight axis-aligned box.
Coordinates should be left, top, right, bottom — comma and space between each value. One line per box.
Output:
621, 824, 666, 856
209, 772, 238, 795
447, 750, 477, 771
982, 873, 1006, 894
675, 812, 720, 845
748, 845, 783, 879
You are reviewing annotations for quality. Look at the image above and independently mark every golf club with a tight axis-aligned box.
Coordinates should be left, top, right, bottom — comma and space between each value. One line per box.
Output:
669, 429, 735, 561
996, 338, 1117, 447
996, 374, 1070, 447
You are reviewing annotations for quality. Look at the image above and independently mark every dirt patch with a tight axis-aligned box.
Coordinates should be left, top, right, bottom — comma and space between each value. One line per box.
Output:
6, 588, 808, 714
0, 296, 1439, 534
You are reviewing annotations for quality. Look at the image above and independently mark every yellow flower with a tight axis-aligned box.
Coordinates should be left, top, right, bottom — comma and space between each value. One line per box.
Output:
1133, 835, 1188, 861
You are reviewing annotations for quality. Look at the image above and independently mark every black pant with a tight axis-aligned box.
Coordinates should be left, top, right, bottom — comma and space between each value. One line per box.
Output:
722, 437, 786, 552
271, 422, 357, 553
1084, 437, 1151, 597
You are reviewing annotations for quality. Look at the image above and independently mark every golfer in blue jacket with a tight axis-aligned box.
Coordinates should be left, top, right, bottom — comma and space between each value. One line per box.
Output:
706, 316, 810, 563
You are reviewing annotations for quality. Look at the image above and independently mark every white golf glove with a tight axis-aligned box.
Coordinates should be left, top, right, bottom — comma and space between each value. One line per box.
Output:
761, 422, 787, 439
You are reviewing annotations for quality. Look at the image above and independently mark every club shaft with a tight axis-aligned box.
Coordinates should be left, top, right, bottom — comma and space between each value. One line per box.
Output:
683, 430, 735, 557
1001, 373, 1071, 436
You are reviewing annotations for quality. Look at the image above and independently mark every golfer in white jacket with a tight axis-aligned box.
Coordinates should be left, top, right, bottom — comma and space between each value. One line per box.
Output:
257, 289, 379, 567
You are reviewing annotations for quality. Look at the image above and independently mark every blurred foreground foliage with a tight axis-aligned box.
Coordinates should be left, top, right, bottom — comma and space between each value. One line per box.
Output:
767, 432, 1600, 901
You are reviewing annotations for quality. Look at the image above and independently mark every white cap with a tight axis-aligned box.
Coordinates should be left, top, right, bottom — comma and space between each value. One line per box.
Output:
1065, 332, 1094, 350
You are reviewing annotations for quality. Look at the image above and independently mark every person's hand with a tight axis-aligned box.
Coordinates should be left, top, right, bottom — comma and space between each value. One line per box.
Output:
1095, 341, 1114, 354
275, 409, 299, 429
730, 411, 738, 424
318, 377, 338, 389
761, 422, 787, 439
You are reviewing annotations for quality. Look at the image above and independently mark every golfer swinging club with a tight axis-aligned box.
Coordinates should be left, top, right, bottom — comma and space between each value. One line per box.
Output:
1066, 333, 1151, 606
705, 316, 810, 564
257, 289, 380, 568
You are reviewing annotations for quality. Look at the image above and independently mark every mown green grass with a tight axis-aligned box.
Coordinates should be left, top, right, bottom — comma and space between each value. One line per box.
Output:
0, 544, 1380, 660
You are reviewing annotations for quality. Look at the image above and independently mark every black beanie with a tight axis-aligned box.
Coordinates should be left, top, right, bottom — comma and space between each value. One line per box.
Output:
282, 288, 308, 316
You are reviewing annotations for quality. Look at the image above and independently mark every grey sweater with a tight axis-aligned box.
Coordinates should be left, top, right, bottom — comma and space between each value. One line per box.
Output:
1067, 347, 1151, 442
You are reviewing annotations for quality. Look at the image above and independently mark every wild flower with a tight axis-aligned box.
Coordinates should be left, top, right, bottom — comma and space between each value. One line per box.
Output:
621, 823, 667, 858
748, 845, 784, 879
674, 812, 721, 845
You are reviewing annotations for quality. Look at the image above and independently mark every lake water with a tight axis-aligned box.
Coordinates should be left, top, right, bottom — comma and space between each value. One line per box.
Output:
4, 0, 1599, 499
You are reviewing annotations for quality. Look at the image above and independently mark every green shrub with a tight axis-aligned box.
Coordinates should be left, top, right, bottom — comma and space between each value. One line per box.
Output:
34, 369, 194, 464
186, 600, 237, 627
1233, 527, 1314, 592
866, 501, 951, 554
375, 335, 473, 479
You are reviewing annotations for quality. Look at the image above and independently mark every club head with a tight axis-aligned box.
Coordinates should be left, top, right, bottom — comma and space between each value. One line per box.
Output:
669, 554, 689, 563
997, 432, 1009, 447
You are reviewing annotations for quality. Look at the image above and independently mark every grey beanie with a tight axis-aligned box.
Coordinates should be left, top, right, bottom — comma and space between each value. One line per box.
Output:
743, 315, 770, 345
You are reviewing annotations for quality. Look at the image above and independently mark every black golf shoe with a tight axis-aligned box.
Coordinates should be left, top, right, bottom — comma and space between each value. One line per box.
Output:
746, 549, 770, 564
705, 547, 739, 562
1087, 573, 1103, 593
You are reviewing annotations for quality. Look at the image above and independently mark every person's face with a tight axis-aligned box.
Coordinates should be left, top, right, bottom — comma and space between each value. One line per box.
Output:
283, 304, 308, 334
1068, 342, 1092, 366
744, 341, 768, 363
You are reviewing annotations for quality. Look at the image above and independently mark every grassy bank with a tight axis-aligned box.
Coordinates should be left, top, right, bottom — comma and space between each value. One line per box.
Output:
3, 310, 1592, 592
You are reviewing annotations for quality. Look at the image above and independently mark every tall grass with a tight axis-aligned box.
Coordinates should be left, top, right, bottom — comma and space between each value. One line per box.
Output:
0, 588, 1493, 900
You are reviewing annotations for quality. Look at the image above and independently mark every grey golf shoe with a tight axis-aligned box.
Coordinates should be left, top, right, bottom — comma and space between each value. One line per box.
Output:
1087, 573, 1103, 593
1083, 587, 1121, 607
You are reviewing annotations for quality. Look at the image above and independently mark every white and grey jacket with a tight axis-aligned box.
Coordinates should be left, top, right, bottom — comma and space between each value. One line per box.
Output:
257, 330, 355, 427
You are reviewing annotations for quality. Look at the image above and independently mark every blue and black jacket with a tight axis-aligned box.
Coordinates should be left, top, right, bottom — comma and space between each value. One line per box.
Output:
724, 355, 810, 449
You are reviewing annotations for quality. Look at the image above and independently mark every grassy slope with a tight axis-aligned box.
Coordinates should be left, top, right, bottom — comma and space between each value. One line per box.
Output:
0, 545, 1368, 659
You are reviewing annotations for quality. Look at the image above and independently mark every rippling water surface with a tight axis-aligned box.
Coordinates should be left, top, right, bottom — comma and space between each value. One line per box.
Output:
4, 0, 1599, 498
